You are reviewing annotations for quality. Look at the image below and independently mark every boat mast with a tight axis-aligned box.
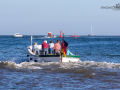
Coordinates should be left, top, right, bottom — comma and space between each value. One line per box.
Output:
91, 25, 92, 35
61, 33, 64, 62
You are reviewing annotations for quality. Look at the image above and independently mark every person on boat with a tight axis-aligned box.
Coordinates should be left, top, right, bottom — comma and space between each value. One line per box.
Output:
53, 40, 61, 55
32, 42, 39, 55
42, 40, 48, 55
62, 49, 73, 56
66, 49, 74, 55
49, 40, 54, 54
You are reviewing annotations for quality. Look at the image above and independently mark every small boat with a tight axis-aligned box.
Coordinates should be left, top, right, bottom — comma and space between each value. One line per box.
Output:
70, 34, 80, 39
70, 35, 80, 37
27, 35, 80, 63
44, 32, 56, 38
88, 25, 94, 36
13, 33, 23, 37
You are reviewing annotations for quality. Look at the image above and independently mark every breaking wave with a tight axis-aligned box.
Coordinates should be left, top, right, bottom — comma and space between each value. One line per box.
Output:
0, 61, 120, 71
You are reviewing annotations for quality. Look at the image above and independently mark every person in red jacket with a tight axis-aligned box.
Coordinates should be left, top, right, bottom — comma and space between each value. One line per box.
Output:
42, 40, 48, 55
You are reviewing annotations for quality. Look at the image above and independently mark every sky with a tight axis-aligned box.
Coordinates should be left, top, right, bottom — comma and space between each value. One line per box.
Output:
0, 0, 120, 35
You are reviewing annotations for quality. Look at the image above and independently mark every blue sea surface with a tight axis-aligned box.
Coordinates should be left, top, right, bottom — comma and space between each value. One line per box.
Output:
0, 35, 120, 89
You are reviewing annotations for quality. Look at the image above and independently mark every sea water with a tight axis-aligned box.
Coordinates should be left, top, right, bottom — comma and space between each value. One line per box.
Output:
0, 35, 120, 89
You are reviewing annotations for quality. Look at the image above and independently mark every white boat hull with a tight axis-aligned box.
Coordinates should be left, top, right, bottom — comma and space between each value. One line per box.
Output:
44, 36, 57, 38
27, 54, 80, 63
13, 35, 23, 37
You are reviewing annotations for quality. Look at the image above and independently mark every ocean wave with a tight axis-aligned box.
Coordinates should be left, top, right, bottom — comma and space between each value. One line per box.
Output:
104, 54, 120, 57
0, 61, 120, 71
0, 61, 42, 70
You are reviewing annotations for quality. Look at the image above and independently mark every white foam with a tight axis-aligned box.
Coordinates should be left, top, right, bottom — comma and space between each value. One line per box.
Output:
91, 73, 96, 76
16, 62, 42, 69
59, 61, 120, 70
1, 60, 120, 70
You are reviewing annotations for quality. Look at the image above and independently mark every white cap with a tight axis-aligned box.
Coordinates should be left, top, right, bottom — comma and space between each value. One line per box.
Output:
44, 40, 47, 43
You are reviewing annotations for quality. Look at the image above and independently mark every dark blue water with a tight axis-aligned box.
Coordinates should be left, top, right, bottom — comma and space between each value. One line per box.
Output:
0, 35, 120, 89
